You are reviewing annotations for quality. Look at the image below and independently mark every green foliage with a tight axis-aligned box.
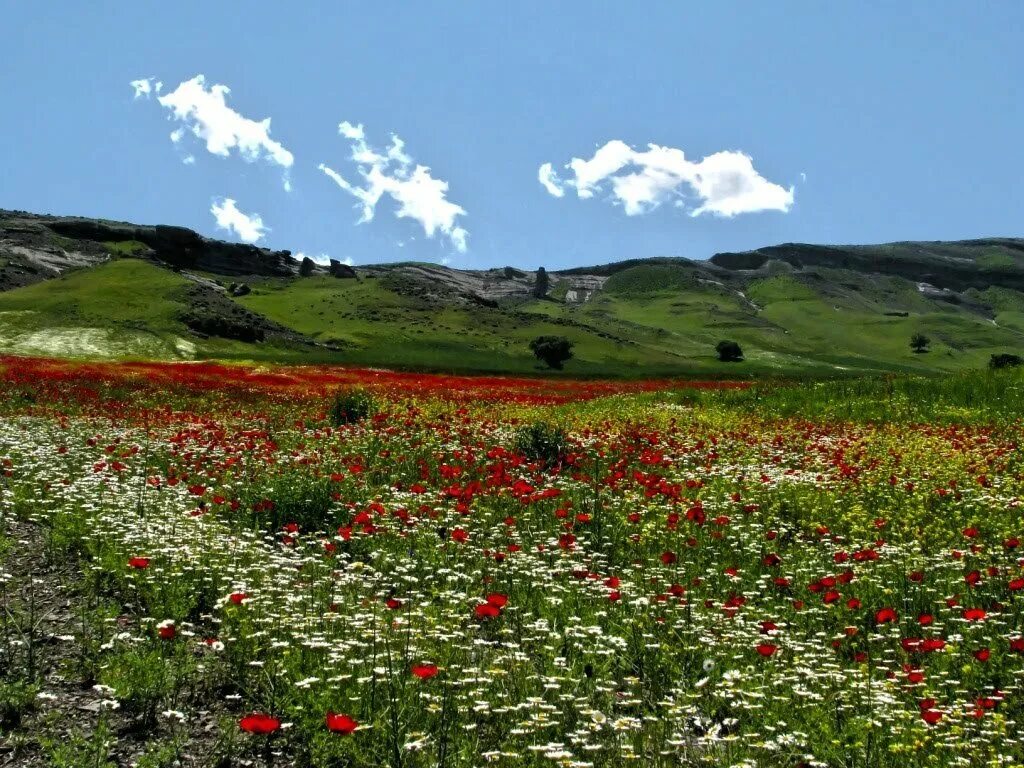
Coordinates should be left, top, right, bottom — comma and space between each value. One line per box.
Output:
99, 644, 195, 727
603, 264, 697, 295
910, 332, 931, 353
514, 421, 569, 466
663, 367, 1024, 425
989, 352, 1022, 369
715, 339, 743, 362
329, 387, 376, 426
0, 680, 37, 727
42, 718, 116, 768
529, 335, 574, 370
132, 738, 185, 768
102, 240, 149, 257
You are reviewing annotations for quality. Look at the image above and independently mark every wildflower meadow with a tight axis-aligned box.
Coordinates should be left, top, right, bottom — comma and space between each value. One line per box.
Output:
2, 355, 1023, 767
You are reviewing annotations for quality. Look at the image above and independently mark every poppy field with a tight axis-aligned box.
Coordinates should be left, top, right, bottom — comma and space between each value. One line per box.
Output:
2, 356, 1024, 767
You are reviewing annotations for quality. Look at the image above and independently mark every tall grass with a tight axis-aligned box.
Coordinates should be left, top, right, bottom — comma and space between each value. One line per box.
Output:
662, 368, 1024, 425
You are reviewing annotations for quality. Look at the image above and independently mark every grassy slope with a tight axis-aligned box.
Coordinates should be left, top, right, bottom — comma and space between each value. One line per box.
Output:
236, 275, 687, 376
526, 266, 1024, 374
0, 259, 298, 361
1, 259, 1023, 376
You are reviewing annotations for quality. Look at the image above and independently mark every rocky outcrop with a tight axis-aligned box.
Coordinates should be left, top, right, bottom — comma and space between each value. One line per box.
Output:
0, 209, 298, 279
178, 284, 341, 348
329, 259, 357, 278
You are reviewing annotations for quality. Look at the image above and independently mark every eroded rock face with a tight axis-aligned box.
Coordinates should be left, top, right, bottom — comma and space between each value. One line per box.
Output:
329, 259, 357, 279
0, 209, 298, 279
359, 263, 608, 305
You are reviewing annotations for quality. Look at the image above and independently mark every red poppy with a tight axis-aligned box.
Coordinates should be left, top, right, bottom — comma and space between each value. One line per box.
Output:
158, 624, 176, 640
485, 593, 508, 608
475, 604, 501, 619
451, 528, 469, 543
921, 709, 942, 725
411, 664, 439, 679
973, 648, 991, 662
128, 557, 150, 569
229, 592, 248, 605
756, 643, 778, 657
240, 713, 280, 734
325, 712, 358, 735
385, 598, 403, 610
964, 607, 987, 621
874, 607, 898, 624
660, 551, 677, 565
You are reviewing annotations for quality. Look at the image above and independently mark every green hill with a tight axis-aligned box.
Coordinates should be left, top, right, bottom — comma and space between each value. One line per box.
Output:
2, 208, 1024, 377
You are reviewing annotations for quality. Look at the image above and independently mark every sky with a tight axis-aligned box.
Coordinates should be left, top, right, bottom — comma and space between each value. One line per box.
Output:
2, 2, 1022, 270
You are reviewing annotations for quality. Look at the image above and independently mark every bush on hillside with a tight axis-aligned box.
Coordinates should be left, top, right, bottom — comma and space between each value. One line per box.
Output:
530, 335, 574, 370
989, 353, 1023, 370
716, 340, 744, 362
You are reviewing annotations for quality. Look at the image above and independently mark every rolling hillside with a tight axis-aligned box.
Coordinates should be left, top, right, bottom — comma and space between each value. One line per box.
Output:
2, 208, 1024, 376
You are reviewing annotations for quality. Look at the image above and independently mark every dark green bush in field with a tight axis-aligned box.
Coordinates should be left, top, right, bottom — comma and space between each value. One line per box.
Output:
329, 388, 376, 426
989, 353, 1023, 369
514, 422, 568, 466
716, 340, 744, 362
910, 333, 930, 353
529, 335, 574, 369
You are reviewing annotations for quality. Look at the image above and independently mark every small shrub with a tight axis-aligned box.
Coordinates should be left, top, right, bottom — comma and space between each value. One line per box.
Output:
989, 353, 1023, 370
529, 336, 574, 370
910, 333, 930, 353
43, 719, 116, 768
329, 388, 376, 426
514, 422, 569, 467
0, 680, 37, 727
716, 340, 744, 362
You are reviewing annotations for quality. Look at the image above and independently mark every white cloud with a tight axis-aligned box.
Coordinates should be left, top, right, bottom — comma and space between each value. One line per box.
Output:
210, 198, 268, 243
130, 78, 162, 99
319, 122, 468, 252
540, 140, 794, 217
138, 75, 294, 187
538, 163, 565, 198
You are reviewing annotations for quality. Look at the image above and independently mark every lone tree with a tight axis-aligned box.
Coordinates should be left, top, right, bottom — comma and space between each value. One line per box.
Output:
910, 333, 931, 353
716, 340, 744, 362
530, 335, 574, 370
533, 267, 549, 298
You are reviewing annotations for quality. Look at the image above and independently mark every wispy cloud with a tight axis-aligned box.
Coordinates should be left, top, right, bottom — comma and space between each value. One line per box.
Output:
130, 78, 162, 99
318, 122, 468, 252
540, 140, 794, 217
133, 75, 294, 189
210, 198, 268, 243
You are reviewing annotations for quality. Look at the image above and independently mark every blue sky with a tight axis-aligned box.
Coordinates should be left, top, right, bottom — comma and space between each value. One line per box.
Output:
2, 2, 1022, 270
